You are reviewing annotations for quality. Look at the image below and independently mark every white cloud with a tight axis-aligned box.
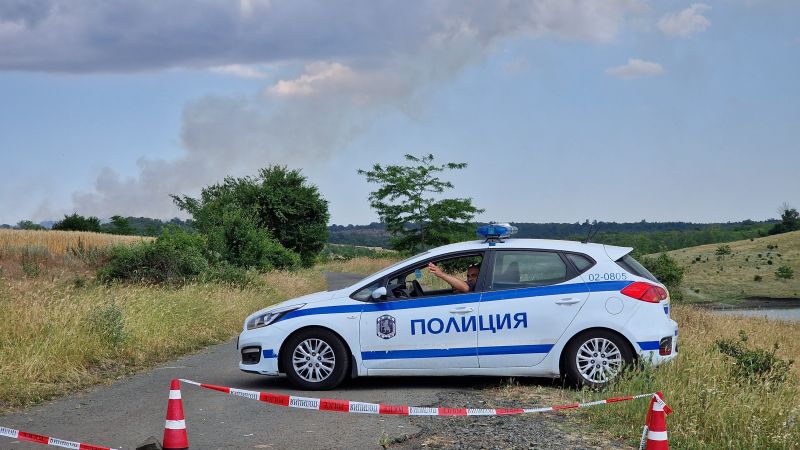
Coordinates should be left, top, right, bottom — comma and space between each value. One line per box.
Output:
209, 64, 269, 79
657, 3, 711, 38
606, 58, 664, 79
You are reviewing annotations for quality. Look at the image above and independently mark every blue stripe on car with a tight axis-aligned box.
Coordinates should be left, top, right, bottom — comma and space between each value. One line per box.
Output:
361, 344, 555, 360
262, 349, 278, 358
637, 341, 660, 351
276, 280, 633, 324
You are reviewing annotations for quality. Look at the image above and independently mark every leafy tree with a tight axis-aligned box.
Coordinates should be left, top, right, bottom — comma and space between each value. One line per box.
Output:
173, 166, 328, 267
16, 220, 45, 230
768, 203, 800, 235
358, 154, 483, 253
102, 215, 134, 235
52, 213, 101, 232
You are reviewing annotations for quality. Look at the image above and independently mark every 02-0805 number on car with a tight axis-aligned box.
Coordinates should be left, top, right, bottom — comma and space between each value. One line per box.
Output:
587, 273, 627, 281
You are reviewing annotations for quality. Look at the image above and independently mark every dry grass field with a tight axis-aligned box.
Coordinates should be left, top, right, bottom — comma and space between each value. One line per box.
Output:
0, 229, 152, 280
653, 230, 800, 303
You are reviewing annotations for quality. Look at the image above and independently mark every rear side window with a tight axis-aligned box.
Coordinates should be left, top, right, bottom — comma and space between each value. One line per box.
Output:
566, 253, 595, 273
490, 251, 567, 290
616, 254, 658, 283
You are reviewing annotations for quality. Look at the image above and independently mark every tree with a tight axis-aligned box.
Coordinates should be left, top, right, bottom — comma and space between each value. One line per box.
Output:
172, 166, 328, 267
52, 213, 101, 232
102, 215, 134, 235
358, 154, 483, 253
768, 203, 799, 235
16, 220, 45, 230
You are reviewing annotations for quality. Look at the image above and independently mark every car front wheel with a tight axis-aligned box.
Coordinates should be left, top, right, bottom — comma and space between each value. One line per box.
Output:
564, 330, 633, 388
282, 328, 349, 390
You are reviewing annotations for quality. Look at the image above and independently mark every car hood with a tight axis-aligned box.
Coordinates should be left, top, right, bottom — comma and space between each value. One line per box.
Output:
246, 290, 337, 321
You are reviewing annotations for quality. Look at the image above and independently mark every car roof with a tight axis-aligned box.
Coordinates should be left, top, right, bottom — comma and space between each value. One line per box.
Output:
427, 238, 632, 260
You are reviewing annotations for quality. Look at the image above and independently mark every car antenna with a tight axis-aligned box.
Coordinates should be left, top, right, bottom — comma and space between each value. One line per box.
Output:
581, 222, 601, 244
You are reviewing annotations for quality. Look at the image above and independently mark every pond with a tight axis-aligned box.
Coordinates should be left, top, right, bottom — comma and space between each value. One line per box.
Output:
713, 308, 800, 322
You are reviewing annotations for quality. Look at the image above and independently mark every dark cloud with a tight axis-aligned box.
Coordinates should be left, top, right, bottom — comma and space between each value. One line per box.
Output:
1, 0, 638, 72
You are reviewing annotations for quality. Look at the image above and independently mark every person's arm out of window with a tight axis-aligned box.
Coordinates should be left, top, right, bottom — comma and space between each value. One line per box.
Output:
427, 262, 470, 293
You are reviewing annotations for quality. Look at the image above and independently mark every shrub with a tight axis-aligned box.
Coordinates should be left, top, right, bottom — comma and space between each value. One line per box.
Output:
205, 209, 300, 271
640, 253, 685, 302
20, 245, 49, 278
715, 244, 732, 256
98, 227, 209, 283
775, 265, 794, 280
173, 166, 329, 267
754, 275, 763, 282
88, 303, 127, 345
715, 330, 793, 385
52, 213, 101, 232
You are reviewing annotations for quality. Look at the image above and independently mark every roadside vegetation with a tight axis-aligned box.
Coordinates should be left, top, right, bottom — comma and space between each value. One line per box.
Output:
578, 304, 799, 450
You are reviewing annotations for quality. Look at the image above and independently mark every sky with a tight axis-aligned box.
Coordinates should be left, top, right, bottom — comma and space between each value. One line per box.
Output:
0, 0, 798, 226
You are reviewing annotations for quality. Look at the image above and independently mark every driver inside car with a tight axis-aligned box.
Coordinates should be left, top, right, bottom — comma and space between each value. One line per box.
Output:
427, 262, 480, 293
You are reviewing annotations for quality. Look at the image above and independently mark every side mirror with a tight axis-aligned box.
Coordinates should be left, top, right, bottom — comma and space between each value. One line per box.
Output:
371, 286, 387, 300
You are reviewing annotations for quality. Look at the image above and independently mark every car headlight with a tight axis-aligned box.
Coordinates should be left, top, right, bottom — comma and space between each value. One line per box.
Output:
246, 304, 305, 330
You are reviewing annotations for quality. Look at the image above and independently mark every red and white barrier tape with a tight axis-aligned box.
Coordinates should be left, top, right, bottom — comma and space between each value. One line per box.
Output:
0, 425, 117, 450
179, 379, 654, 416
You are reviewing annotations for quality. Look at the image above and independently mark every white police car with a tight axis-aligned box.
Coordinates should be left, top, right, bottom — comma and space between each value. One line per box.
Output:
238, 224, 678, 390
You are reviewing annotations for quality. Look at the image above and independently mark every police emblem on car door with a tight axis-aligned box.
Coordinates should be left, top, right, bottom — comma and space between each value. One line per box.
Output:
376, 315, 396, 339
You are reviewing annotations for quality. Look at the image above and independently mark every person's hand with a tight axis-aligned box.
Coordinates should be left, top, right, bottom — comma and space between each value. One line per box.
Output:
427, 262, 442, 278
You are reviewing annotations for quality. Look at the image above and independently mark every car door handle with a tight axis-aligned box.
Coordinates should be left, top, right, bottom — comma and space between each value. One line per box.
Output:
555, 298, 582, 305
449, 307, 474, 314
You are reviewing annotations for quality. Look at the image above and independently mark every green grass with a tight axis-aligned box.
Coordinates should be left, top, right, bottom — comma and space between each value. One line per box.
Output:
651, 230, 800, 304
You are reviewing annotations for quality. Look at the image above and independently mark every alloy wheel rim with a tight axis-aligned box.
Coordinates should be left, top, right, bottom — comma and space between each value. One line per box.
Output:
576, 337, 623, 384
292, 338, 336, 383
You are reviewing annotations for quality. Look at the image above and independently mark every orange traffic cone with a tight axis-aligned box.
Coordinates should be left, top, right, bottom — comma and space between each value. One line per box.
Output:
162, 379, 189, 449
641, 391, 672, 450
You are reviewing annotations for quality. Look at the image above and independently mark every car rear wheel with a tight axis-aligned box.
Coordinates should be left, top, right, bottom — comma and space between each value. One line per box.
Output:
564, 330, 633, 388
282, 328, 349, 390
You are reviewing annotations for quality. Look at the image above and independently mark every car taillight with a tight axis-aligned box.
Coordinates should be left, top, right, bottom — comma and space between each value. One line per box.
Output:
620, 281, 669, 303
659, 337, 673, 356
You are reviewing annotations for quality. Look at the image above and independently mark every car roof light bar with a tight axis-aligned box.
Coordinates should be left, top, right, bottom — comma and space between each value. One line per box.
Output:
477, 222, 518, 243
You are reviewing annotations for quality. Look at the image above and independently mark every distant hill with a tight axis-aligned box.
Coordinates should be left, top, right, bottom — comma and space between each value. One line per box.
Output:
328, 220, 776, 253
657, 230, 800, 303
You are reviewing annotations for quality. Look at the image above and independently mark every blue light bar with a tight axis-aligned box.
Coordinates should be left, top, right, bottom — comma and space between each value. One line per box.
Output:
476, 223, 518, 239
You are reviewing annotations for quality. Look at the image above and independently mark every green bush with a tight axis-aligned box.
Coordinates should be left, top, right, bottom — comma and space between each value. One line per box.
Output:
173, 166, 329, 267
715, 244, 732, 256
88, 303, 127, 345
52, 213, 101, 232
753, 275, 762, 282
98, 227, 209, 283
775, 265, 794, 280
715, 331, 793, 385
205, 209, 300, 271
640, 252, 685, 301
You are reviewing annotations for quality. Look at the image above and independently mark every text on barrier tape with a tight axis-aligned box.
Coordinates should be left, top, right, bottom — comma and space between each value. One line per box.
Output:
179, 379, 654, 416
0, 425, 117, 450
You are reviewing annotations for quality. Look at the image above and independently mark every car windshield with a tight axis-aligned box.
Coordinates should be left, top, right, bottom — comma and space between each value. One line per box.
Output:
359, 250, 431, 283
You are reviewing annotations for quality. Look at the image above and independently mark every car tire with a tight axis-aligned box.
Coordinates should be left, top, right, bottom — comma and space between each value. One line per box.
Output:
281, 328, 350, 390
563, 330, 634, 389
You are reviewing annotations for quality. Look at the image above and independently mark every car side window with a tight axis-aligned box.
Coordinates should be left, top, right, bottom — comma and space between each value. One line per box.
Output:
490, 251, 567, 290
566, 253, 595, 273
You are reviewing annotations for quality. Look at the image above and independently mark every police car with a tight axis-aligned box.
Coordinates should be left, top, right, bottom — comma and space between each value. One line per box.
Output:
238, 224, 678, 390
